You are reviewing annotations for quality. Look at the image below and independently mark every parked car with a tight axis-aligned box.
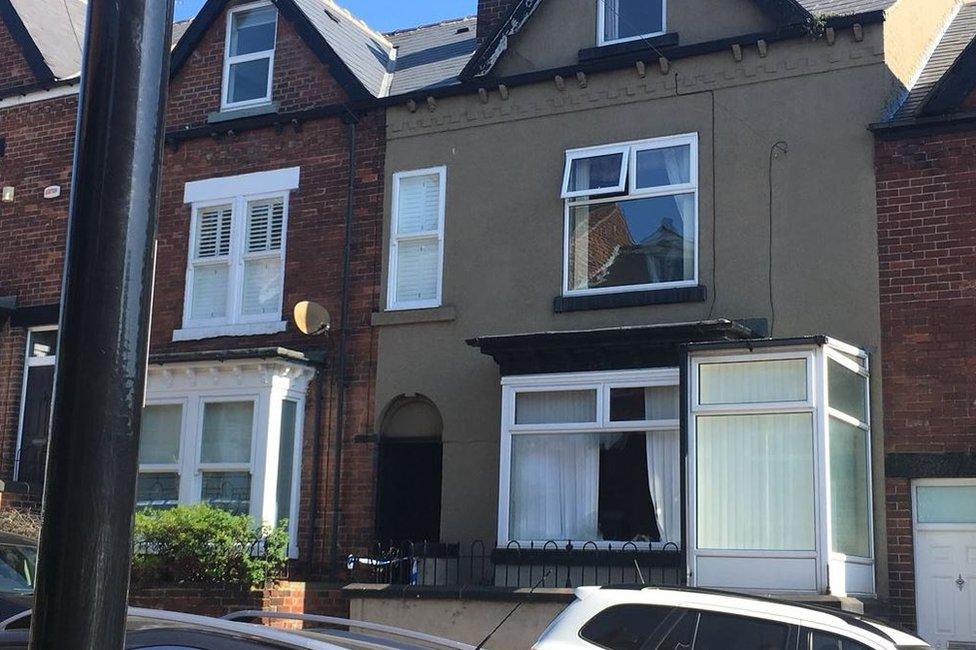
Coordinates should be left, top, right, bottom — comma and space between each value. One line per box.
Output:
534, 587, 932, 650
0, 533, 35, 621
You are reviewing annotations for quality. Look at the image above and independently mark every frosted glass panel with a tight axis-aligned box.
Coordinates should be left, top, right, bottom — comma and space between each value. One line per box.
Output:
609, 385, 678, 421
917, 485, 976, 523
394, 238, 439, 303
828, 359, 867, 422
696, 413, 815, 550
699, 359, 807, 405
829, 417, 871, 557
139, 404, 182, 465
515, 390, 597, 424
242, 257, 282, 316
200, 401, 253, 463
191, 263, 229, 320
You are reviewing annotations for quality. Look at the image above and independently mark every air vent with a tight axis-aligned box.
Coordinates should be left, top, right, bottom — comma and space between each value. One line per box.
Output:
324, 8, 340, 23
456, 26, 470, 34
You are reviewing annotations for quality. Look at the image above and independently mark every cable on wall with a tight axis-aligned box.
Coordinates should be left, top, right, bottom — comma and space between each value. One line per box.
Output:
767, 140, 788, 337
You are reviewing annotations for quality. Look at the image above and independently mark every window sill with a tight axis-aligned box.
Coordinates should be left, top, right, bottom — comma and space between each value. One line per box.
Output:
207, 101, 279, 124
172, 320, 287, 341
554, 285, 706, 313
578, 32, 679, 63
371, 305, 456, 327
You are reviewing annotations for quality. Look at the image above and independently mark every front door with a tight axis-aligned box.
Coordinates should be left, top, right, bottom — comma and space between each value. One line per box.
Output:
914, 480, 976, 649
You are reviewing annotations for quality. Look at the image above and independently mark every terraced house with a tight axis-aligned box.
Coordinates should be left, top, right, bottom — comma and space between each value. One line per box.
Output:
0, 0, 973, 637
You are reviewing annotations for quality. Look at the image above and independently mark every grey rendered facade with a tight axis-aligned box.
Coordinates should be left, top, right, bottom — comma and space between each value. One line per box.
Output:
371, 0, 959, 602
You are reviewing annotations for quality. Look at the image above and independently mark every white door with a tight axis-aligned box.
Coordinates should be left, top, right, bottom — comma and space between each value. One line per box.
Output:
914, 480, 976, 649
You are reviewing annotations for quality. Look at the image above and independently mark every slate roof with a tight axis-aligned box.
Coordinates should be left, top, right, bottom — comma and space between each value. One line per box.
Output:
892, 2, 976, 119
386, 17, 478, 96
797, 0, 896, 15
7, 0, 86, 80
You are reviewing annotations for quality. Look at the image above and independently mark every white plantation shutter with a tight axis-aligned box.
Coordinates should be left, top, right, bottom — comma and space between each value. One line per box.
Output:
190, 205, 233, 321
195, 205, 232, 258
391, 169, 444, 307
396, 175, 440, 234
241, 198, 285, 316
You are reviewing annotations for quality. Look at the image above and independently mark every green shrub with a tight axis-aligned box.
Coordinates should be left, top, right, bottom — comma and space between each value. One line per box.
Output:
131, 504, 288, 587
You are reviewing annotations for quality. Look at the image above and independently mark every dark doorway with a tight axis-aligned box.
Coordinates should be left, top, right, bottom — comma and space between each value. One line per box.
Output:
18, 364, 54, 484
375, 396, 443, 544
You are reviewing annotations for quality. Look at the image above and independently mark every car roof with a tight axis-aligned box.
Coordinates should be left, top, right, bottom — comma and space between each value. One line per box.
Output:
0, 534, 35, 548
579, 587, 928, 647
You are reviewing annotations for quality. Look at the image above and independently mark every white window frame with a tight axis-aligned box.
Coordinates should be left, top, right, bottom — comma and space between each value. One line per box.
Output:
688, 342, 875, 596
142, 361, 310, 558
221, 0, 277, 111
387, 166, 447, 311
596, 0, 667, 47
177, 167, 299, 341
498, 368, 680, 549
562, 133, 699, 297
14, 326, 58, 482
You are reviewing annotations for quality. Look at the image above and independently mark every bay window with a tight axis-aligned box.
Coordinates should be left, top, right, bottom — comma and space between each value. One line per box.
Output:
598, 0, 666, 47
562, 134, 697, 296
689, 341, 874, 596
500, 369, 681, 547
138, 359, 312, 557
178, 167, 299, 341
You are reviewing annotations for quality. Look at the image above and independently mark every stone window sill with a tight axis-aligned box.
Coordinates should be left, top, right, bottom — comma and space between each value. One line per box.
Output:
172, 320, 287, 341
371, 305, 457, 327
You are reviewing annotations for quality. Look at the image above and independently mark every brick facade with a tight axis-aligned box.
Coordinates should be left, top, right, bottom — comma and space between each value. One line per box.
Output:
0, 1, 386, 578
0, 18, 38, 93
476, 0, 519, 40
875, 130, 976, 628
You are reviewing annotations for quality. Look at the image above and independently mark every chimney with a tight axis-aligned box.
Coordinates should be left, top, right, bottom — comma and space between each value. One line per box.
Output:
477, 0, 520, 42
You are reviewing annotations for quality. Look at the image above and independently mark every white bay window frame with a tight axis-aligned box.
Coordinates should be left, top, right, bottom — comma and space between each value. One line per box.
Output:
221, 0, 277, 111
141, 360, 310, 557
177, 167, 299, 341
388, 166, 447, 311
687, 341, 874, 596
498, 368, 680, 549
562, 133, 699, 297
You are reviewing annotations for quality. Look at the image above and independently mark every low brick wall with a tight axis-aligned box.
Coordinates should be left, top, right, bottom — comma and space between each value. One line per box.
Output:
129, 581, 349, 629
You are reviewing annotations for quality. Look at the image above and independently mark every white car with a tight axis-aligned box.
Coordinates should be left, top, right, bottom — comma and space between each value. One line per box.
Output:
534, 587, 932, 650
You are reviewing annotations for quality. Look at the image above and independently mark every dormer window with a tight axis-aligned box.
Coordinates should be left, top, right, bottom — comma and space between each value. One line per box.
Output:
222, 2, 277, 110
598, 0, 665, 46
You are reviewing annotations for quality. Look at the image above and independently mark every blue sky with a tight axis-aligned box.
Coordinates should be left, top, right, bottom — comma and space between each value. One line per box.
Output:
172, 0, 478, 31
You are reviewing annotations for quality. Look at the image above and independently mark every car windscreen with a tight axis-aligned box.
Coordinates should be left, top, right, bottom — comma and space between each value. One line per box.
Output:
0, 545, 35, 593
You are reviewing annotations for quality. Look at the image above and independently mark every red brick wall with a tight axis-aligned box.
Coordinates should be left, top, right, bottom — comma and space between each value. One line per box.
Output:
875, 131, 976, 627
476, 0, 519, 40
0, 18, 39, 93
166, 5, 348, 129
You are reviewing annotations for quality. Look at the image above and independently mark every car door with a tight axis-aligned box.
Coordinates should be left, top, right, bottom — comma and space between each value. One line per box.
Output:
801, 627, 881, 650
650, 608, 798, 650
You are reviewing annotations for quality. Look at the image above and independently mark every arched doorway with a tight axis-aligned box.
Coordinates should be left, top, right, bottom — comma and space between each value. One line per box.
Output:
375, 395, 443, 544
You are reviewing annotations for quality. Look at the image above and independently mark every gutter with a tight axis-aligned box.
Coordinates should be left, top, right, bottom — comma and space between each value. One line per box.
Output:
869, 110, 976, 139
0, 77, 79, 103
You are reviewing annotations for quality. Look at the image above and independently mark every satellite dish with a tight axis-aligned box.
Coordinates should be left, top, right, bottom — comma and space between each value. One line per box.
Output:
293, 301, 331, 336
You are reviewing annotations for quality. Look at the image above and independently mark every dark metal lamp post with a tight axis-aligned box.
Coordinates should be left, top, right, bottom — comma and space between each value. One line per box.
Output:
28, 0, 174, 647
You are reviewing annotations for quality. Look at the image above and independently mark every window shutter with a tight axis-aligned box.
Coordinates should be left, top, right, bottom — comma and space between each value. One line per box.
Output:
246, 198, 284, 252
191, 264, 229, 320
242, 257, 282, 316
396, 175, 440, 234
195, 205, 232, 258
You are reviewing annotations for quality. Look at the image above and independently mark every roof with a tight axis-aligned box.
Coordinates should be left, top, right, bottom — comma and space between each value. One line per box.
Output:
386, 17, 478, 96
798, 0, 896, 14
890, 2, 976, 120
172, 19, 192, 45
2, 0, 86, 81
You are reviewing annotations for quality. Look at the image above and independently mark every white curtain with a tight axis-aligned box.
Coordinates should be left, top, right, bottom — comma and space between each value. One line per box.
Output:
646, 430, 681, 546
510, 390, 601, 540
200, 401, 254, 464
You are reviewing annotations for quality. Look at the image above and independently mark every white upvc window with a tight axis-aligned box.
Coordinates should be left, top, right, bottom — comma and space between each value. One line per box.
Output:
498, 369, 681, 549
562, 134, 698, 296
177, 167, 299, 341
222, 1, 277, 110
597, 0, 666, 46
139, 359, 312, 557
688, 340, 874, 596
387, 166, 446, 310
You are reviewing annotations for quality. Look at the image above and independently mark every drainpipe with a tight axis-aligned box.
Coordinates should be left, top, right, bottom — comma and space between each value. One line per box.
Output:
328, 109, 358, 574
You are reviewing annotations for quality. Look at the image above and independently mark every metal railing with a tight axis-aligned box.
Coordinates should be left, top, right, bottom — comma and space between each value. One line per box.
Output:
347, 539, 685, 589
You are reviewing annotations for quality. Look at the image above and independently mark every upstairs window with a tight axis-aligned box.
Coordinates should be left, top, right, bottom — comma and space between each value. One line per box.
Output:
179, 167, 299, 341
223, 2, 277, 110
388, 167, 446, 310
598, 0, 665, 46
562, 134, 697, 296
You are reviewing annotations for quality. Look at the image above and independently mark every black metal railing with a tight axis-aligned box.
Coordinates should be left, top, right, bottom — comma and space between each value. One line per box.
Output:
346, 540, 685, 589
